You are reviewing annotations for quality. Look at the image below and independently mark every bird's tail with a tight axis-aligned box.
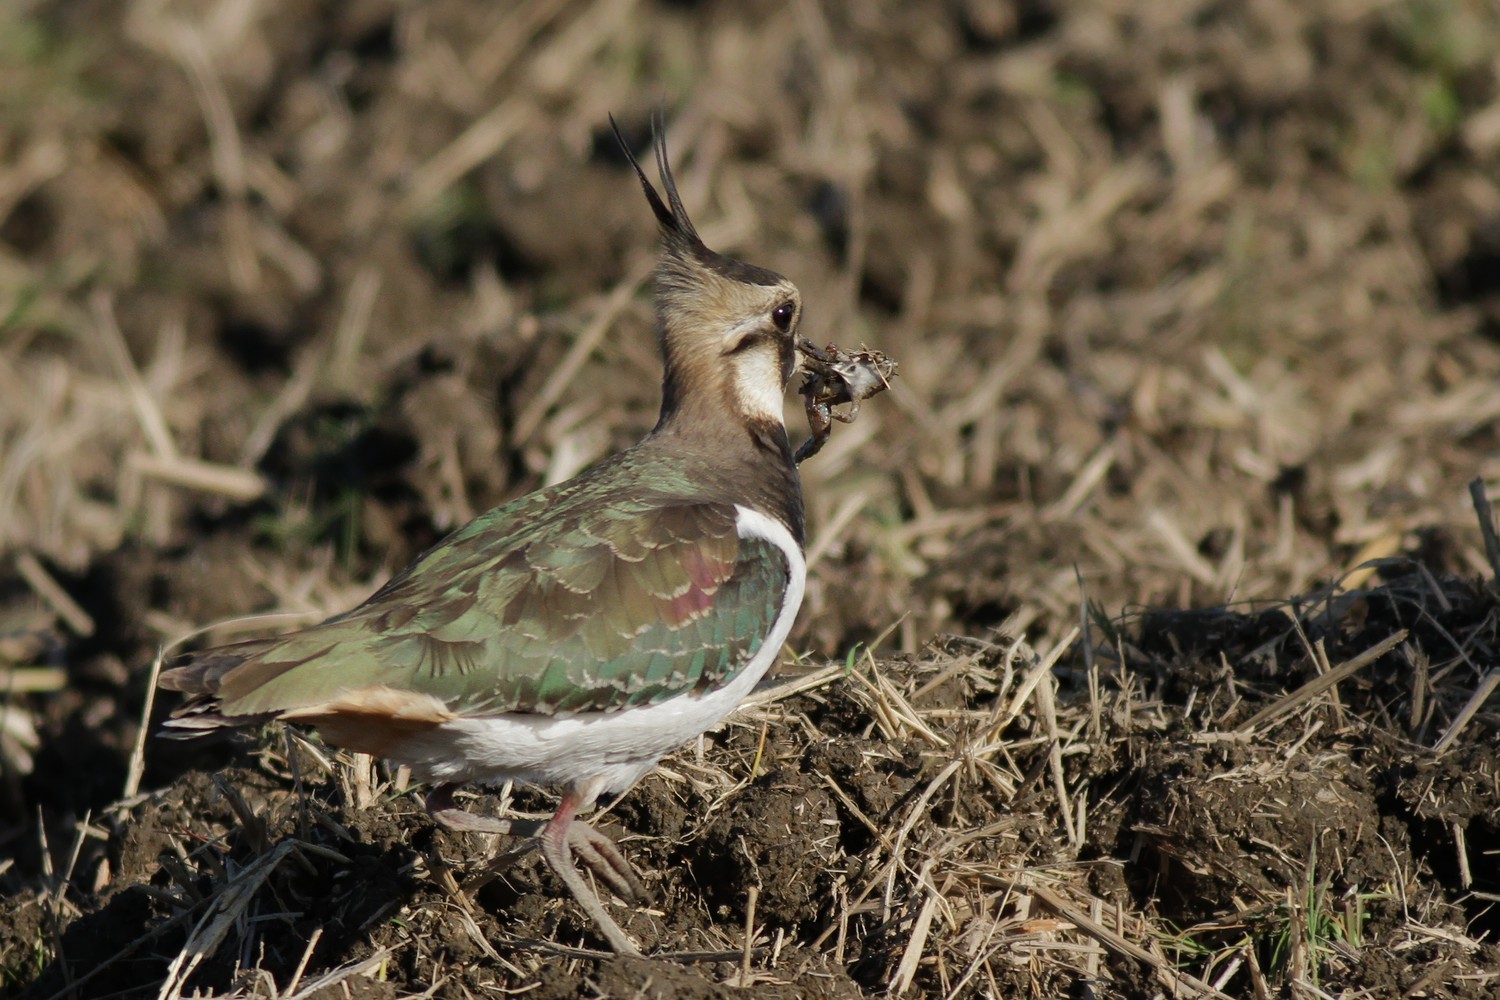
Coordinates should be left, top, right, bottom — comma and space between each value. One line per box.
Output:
158, 637, 281, 738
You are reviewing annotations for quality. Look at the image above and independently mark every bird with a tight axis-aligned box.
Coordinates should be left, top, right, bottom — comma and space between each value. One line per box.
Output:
158, 111, 808, 956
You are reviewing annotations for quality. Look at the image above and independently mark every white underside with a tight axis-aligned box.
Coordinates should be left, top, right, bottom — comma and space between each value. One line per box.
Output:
390, 505, 806, 803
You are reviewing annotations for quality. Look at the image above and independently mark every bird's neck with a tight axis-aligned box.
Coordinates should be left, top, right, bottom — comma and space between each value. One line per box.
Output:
645, 384, 805, 546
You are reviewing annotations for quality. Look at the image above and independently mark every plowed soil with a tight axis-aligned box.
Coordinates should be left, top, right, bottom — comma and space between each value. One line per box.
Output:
2, 2, 1499, 998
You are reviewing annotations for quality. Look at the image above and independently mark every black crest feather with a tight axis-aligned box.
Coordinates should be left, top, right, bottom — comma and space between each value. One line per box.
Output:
609, 108, 784, 288
610, 108, 696, 244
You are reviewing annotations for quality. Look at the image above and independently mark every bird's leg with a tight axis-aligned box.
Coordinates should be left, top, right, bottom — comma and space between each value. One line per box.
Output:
427, 781, 650, 949
427, 783, 647, 896
539, 789, 644, 955
426, 782, 537, 836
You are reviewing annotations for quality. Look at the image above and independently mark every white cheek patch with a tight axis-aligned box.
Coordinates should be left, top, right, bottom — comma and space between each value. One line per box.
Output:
722, 317, 789, 423
731, 356, 789, 423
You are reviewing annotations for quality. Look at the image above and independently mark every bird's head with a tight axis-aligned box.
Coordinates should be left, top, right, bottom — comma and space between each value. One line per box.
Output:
613, 114, 803, 439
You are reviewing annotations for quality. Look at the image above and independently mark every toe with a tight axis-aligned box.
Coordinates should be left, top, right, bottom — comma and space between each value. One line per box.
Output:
568, 823, 651, 903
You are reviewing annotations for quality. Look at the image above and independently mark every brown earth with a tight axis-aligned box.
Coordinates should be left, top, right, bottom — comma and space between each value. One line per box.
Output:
3, 1, 1500, 997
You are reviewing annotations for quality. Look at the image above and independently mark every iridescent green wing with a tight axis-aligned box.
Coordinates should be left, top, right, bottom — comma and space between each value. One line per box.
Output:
214, 486, 790, 718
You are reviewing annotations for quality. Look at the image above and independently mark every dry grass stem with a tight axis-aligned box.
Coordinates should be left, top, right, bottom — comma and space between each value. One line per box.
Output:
1236, 630, 1408, 734
13, 553, 94, 638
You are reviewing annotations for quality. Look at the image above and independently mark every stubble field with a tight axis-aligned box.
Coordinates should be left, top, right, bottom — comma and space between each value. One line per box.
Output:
2, 1, 1499, 997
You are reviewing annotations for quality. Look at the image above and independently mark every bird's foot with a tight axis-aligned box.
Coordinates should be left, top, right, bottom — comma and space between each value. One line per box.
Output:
426, 783, 649, 955
425, 782, 541, 836
566, 819, 650, 905
539, 793, 646, 956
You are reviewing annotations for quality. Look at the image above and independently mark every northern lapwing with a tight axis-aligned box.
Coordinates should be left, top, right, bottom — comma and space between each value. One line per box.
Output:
159, 112, 808, 956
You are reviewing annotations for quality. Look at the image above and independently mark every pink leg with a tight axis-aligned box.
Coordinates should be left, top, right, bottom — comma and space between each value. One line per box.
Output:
425, 783, 527, 835
538, 789, 645, 955
426, 782, 649, 953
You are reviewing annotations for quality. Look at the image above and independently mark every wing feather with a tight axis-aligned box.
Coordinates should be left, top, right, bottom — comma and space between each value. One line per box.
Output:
173, 492, 790, 722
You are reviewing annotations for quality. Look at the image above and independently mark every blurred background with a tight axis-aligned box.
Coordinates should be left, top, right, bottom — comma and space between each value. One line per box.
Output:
2, 0, 1500, 872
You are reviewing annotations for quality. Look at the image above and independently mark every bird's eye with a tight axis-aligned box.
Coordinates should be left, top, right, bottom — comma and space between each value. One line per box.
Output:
771, 302, 795, 332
